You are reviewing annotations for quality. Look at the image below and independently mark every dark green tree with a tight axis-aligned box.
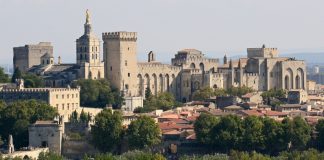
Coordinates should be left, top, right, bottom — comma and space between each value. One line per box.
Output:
282, 116, 311, 150
192, 87, 215, 101
241, 116, 264, 152
127, 115, 161, 149
0, 100, 58, 148
80, 109, 88, 123
11, 67, 22, 83
22, 73, 45, 88
73, 79, 124, 108
69, 110, 78, 123
0, 67, 9, 83
145, 87, 152, 100
38, 151, 63, 160
211, 115, 243, 152
227, 86, 254, 97
194, 113, 219, 145
91, 109, 123, 152
141, 92, 178, 112
262, 117, 287, 154
316, 119, 324, 150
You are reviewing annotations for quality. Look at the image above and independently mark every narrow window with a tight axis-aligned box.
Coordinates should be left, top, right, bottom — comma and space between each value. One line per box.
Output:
128, 73, 130, 77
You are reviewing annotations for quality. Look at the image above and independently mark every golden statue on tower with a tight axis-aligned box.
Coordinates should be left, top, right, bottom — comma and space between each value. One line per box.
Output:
86, 9, 91, 24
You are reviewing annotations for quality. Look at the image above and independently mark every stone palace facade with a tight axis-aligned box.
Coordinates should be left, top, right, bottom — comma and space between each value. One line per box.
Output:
14, 10, 306, 102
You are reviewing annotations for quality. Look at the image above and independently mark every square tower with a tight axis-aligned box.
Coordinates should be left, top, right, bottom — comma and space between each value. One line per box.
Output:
102, 32, 138, 96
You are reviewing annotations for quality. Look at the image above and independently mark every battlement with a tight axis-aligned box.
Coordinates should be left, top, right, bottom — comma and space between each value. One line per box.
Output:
247, 45, 279, 58
0, 87, 80, 93
243, 73, 259, 76
102, 32, 137, 41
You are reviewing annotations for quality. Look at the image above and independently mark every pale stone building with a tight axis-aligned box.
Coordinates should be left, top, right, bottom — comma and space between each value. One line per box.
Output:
27, 10, 104, 87
102, 31, 306, 102
13, 42, 53, 72
0, 80, 80, 121
29, 120, 63, 154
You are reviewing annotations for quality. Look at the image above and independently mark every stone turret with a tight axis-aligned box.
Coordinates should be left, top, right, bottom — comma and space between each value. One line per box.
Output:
8, 134, 14, 154
148, 51, 156, 62
58, 56, 61, 64
223, 54, 228, 64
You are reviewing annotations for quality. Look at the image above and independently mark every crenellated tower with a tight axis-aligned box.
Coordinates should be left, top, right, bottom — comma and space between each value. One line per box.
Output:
102, 32, 138, 96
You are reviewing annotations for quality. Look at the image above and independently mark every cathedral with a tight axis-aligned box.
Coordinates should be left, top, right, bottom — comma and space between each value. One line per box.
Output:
25, 10, 306, 102
28, 10, 104, 86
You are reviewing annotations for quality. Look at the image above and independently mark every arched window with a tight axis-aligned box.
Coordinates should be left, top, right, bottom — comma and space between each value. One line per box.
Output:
80, 54, 83, 60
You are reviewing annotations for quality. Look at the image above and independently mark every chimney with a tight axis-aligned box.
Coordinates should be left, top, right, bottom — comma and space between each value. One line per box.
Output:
58, 56, 61, 64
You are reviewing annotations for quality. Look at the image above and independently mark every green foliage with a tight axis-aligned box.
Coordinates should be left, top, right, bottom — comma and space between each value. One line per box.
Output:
192, 87, 227, 101
241, 116, 265, 151
11, 67, 22, 83
226, 86, 254, 97
283, 117, 312, 150
212, 115, 243, 152
127, 115, 161, 149
0, 67, 9, 83
83, 150, 166, 160
140, 92, 178, 112
179, 154, 228, 160
0, 100, 58, 148
80, 109, 89, 123
11, 67, 44, 88
22, 73, 44, 88
195, 114, 313, 154
0, 136, 3, 146
262, 117, 287, 154
38, 151, 64, 160
73, 79, 124, 108
316, 119, 324, 150
194, 113, 219, 145
70, 110, 79, 122
261, 89, 286, 105
91, 109, 123, 152
145, 87, 153, 100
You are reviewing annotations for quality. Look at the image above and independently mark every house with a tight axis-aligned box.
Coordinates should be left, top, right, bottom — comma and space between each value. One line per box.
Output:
287, 89, 308, 104
276, 104, 303, 112
241, 92, 263, 104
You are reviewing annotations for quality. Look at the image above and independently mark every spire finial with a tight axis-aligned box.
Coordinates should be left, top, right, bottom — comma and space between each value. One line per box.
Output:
86, 9, 91, 24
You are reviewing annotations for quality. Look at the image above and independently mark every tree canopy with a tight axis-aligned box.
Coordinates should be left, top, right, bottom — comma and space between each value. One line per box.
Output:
0, 67, 9, 83
0, 100, 58, 148
72, 79, 124, 108
136, 92, 179, 113
192, 87, 227, 101
91, 109, 123, 152
11, 67, 44, 88
127, 115, 161, 149
316, 119, 324, 151
195, 114, 312, 154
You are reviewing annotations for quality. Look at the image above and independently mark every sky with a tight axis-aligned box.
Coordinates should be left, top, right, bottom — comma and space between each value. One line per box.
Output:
1, 0, 324, 65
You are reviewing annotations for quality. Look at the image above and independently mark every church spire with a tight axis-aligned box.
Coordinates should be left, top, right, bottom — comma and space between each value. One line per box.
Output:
84, 9, 92, 35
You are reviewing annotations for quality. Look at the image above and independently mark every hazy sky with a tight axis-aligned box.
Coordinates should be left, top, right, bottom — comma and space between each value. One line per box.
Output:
1, 0, 324, 65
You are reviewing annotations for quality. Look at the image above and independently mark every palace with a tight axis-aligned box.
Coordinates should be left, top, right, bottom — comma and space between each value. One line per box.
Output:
14, 10, 306, 105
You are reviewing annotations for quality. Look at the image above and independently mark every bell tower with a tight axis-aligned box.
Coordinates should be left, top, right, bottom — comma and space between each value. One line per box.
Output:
76, 10, 104, 79
76, 9, 101, 66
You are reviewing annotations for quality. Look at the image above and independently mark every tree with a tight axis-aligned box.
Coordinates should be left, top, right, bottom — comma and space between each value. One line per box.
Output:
80, 109, 89, 123
69, 110, 78, 123
261, 89, 286, 105
91, 109, 123, 152
38, 152, 63, 160
194, 113, 219, 145
73, 79, 124, 108
127, 116, 161, 149
282, 116, 311, 150
22, 73, 45, 88
227, 86, 254, 97
145, 87, 152, 100
192, 87, 215, 101
262, 117, 287, 154
141, 92, 178, 112
11, 67, 22, 83
316, 119, 324, 150
0, 100, 57, 148
0, 67, 9, 83
241, 116, 264, 152
211, 115, 243, 152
